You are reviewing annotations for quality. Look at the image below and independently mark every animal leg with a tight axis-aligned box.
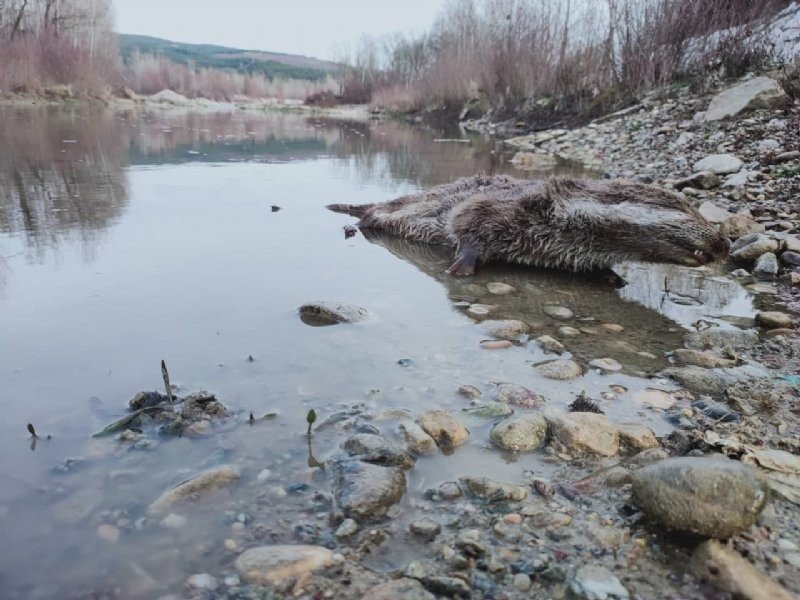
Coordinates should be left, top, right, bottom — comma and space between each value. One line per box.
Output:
446, 244, 480, 277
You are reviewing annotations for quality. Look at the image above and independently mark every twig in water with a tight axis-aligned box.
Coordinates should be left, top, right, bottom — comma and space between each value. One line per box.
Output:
161, 360, 174, 405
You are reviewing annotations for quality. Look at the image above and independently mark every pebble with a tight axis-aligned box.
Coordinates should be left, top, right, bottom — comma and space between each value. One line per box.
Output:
466, 304, 496, 319
632, 457, 768, 538
545, 410, 620, 456
693, 153, 743, 175
589, 357, 622, 372
330, 458, 406, 522
536, 334, 565, 354
335, 518, 359, 538
147, 466, 241, 516
397, 420, 438, 455
409, 517, 442, 540
256, 468, 272, 482
160, 513, 188, 529
570, 565, 629, 599
559, 326, 581, 336
513, 573, 532, 591
490, 413, 549, 452
673, 348, 736, 368
480, 319, 530, 340
494, 382, 547, 408
298, 302, 368, 326
235, 545, 334, 584
480, 339, 513, 349
753, 252, 779, 277
186, 573, 218, 591
458, 384, 482, 399
756, 311, 793, 329
97, 524, 120, 544
486, 282, 516, 295
544, 305, 574, 319
459, 476, 528, 502
362, 578, 435, 600
616, 422, 659, 450
417, 410, 470, 448
535, 359, 583, 380
224, 539, 238, 551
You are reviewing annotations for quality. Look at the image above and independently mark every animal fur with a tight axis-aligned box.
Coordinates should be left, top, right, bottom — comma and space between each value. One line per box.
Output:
328, 175, 730, 276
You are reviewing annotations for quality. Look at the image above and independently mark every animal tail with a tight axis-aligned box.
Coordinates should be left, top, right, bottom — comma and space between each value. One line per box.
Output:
326, 203, 374, 218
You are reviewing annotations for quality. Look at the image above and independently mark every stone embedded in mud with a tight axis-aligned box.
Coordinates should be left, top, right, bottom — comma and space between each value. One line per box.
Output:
459, 476, 528, 502
297, 302, 368, 326
535, 359, 583, 380
494, 382, 547, 408
147, 465, 240, 516
480, 319, 530, 340
570, 565, 629, 600
397, 420, 438, 456
362, 578, 436, 600
490, 413, 549, 452
589, 357, 623, 372
543, 305, 574, 319
631, 457, 768, 538
486, 281, 516, 295
756, 311, 794, 330
673, 349, 736, 369
235, 545, 334, 585
417, 410, 470, 448
662, 366, 738, 397
692, 540, 795, 600
535, 335, 565, 354
616, 422, 659, 451
683, 329, 759, 352
693, 154, 743, 175
330, 457, 406, 522
545, 410, 620, 456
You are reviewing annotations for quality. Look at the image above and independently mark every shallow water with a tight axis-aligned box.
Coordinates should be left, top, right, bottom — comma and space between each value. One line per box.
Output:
0, 105, 757, 597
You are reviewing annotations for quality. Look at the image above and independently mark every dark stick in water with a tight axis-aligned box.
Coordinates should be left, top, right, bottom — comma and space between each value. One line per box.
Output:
161, 360, 173, 405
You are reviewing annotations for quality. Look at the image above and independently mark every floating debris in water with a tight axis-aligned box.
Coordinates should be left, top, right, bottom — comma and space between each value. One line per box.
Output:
271, 205, 282, 212
568, 392, 604, 414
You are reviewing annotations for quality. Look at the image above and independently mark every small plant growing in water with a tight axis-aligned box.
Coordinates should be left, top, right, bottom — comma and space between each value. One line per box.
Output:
306, 409, 317, 436
161, 359, 174, 405
27, 423, 38, 438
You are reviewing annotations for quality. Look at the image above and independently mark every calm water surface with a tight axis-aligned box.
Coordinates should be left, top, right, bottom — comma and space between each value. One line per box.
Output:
0, 106, 756, 597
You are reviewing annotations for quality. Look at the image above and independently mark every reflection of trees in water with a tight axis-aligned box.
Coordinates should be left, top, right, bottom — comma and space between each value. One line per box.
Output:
0, 106, 128, 272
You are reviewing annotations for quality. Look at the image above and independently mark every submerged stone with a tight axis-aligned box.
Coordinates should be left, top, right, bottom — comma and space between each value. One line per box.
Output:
147, 465, 240, 516
417, 410, 470, 448
235, 545, 333, 584
545, 410, 620, 456
330, 457, 406, 522
490, 413, 548, 452
298, 302, 368, 326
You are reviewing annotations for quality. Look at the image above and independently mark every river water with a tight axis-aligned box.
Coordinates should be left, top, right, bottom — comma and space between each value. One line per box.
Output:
0, 105, 756, 597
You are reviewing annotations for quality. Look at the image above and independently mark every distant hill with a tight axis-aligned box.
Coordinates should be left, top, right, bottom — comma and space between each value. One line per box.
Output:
118, 34, 341, 81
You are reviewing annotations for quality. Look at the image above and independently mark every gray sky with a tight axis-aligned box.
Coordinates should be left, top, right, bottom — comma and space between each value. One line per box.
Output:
114, 0, 448, 60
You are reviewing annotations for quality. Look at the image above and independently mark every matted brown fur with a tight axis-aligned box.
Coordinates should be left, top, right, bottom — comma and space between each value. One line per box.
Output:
328, 175, 730, 275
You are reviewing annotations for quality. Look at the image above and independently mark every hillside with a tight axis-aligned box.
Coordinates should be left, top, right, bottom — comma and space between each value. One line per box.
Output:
118, 34, 341, 81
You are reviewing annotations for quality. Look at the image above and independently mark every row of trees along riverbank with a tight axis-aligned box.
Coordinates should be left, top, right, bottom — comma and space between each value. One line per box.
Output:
337, 0, 797, 124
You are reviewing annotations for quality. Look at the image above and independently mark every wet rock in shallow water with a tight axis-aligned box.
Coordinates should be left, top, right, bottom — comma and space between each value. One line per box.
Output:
490, 413, 548, 452
781, 250, 800, 267
417, 410, 469, 448
535, 359, 583, 380
544, 305, 574, 319
535, 335, 565, 354
545, 410, 620, 456
362, 578, 436, 600
731, 234, 780, 263
97, 524, 120, 544
633, 388, 682, 410
330, 457, 406, 522
466, 304, 496, 319
673, 349, 736, 368
462, 402, 513, 418
631, 457, 768, 538
235, 545, 333, 584
756, 311, 793, 330
298, 302, 368, 326
753, 252, 779, 278
409, 517, 442, 540
494, 382, 547, 408
397, 420, 438, 456
589, 357, 622, 372
459, 476, 528, 502
457, 384, 482, 399
692, 540, 795, 600
692, 399, 739, 422
479, 319, 530, 340
436, 481, 463, 500
335, 518, 358, 538
50, 488, 104, 524
480, 340, 513, 350
147, 466, 240, 516
662, 366, 738, 397
684, 329, 759, 352
570, 565, 629, 600
186, 573, 217, 591
486, 282, 516, 295
693, 154, 743, 175
617, 423, 659, 450
342, 434, 416, 469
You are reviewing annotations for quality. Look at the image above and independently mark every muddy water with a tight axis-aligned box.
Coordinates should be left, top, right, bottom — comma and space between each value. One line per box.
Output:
0, 105, 756, 597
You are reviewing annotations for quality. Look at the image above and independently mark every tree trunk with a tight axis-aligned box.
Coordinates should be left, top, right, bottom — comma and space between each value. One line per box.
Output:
11, 0, 29, 39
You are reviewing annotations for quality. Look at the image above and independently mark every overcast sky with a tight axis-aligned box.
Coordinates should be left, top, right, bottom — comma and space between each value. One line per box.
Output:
114, 0, 448, 60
